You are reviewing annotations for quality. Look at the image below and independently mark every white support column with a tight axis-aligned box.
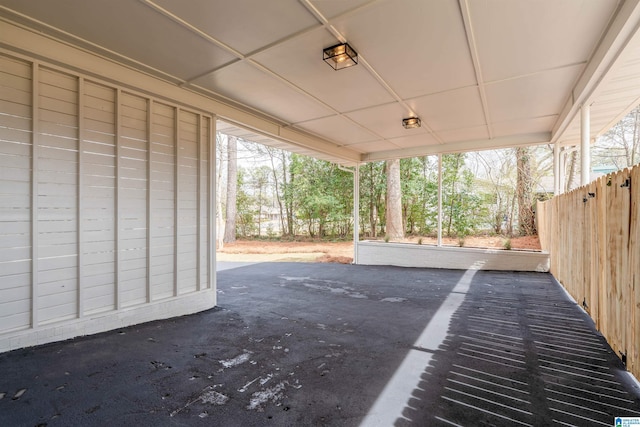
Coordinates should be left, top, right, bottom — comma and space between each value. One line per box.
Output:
353, 164, 360, 264
437, 154, 443, 247
580, 104, 591, 186
338, 164, 360, 263
553, 143, 560, 195
209, 117, 216, 294
559, 147, 566, 194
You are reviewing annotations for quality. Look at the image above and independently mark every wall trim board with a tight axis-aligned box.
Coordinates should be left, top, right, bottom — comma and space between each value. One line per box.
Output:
0, 289, 216, 353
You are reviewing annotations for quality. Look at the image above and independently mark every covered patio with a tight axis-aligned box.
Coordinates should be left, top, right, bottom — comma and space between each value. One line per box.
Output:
1, 0, 640, 424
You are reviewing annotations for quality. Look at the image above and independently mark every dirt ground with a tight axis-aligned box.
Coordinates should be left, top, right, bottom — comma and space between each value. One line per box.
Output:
217, 235, 542, 264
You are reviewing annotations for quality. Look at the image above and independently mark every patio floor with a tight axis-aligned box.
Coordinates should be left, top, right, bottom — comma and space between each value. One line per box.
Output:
1, 263, 638, 426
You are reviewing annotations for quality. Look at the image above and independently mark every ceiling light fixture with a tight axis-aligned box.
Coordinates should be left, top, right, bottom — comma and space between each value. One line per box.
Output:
402, 117, 421, 129
323, 42, 358, 70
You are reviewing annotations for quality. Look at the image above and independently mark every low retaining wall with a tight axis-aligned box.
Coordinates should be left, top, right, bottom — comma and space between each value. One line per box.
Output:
357, 241, 549, 272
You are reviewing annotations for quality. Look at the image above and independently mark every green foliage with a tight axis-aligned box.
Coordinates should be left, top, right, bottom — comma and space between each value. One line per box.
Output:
286, 155, 353, 238
231, 138, 531, 241
235, 168, 257, 237
400, 157, 437, 235
359, 161, 386, 237
442, 153, 483, 237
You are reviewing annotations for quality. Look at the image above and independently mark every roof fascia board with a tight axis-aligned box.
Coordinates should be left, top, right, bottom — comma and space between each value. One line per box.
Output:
551, 0, 640, 143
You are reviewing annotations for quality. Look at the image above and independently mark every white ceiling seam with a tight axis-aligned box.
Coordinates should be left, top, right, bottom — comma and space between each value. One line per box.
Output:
356, 55, 440, 144
139, 0, 245, 59
0, 21, 362, 166
139, 0, 393, 149
143, 4, 326, 83
0, 6, 183, 86
458, 0, 493, 140
298, 0, 441, 144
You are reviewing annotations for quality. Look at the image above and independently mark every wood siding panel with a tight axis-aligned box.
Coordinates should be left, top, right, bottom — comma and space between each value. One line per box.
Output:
150, 102, 175, 299
82, 81, 116, 314
177, 110, 198, 294
0, 51, 213, 351
0, 55, 32, 333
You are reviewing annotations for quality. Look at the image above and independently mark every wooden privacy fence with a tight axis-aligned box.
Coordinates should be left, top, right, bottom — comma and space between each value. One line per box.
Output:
537, 165, 639, 380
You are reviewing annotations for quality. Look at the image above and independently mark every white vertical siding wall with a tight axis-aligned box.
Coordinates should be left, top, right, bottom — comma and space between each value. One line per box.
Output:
0, 53, 216, 352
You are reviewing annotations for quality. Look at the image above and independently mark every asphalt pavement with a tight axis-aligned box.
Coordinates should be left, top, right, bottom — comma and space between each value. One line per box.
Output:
1, 263, 638, 426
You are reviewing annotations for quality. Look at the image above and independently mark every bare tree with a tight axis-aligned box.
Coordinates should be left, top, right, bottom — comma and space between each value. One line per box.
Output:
223, 136, 237, 243
565, 149, 578, 192
473, 151, 516, 235
593, 105, 640, 168
385, 159, 404, 239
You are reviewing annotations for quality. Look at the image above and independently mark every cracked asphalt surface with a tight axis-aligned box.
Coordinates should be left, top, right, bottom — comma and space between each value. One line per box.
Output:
1, 263, 638, 426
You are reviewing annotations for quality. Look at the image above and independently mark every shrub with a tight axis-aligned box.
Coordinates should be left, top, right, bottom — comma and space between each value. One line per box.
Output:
503, 238, 512, 250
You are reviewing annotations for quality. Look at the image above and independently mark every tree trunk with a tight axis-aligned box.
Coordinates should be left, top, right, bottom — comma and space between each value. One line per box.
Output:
223, 136, 237, 243
565, 149, 577, 192
516, 147, 535, 235
285, 155, 294, 236
257, 186, 262, 236
385, 159, 404, 239
369, 164, 377, 237
266, 148, 286, 237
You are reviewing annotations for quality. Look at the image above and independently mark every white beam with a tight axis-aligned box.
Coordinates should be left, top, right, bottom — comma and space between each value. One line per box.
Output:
559, 150, 565, 194
553, 143, 560, 195
209, 116, 216, 299
338, 164, 360, 264
459, 0, 493, 139
354, 165, 360, 264
361, 132, 551, 163
581, 105, 591, 186
437, 154, 443, 247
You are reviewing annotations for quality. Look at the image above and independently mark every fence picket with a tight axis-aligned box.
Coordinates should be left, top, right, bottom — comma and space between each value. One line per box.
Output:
537, 164, 640, 381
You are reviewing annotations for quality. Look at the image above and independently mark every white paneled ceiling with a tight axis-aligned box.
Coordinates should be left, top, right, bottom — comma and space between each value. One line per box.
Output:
2, 0, 640, 165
